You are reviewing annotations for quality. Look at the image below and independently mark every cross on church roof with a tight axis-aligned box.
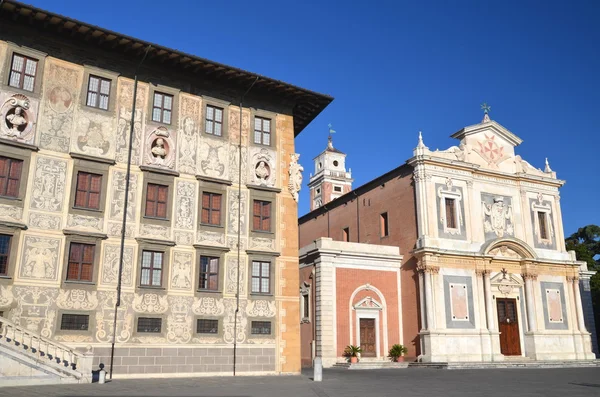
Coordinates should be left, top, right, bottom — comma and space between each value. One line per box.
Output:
481, 102, 491, 123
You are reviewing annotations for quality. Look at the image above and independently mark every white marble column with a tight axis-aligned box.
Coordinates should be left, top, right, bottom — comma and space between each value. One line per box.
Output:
476, 270, 487, 330
423, 267, 437, 331
570, 277, 587, 332
522, 273, 537, 332
418, 270, 426, 331
483, 270, 495, 331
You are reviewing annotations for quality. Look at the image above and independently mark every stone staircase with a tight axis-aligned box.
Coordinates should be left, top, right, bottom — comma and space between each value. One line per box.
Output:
0, 317, 94, 387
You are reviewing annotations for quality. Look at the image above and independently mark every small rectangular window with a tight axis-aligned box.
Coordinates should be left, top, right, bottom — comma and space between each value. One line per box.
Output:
197, 319, 218, 334
303, 294, 309, 318
445, 198, 457, 229
60, 314, 89, 331
74, 171, 102, 210
538, 212, 548, 240
199, 256, 219, 291
201, 192, 222, 225
333, 186, 342, 193
380, 212, 389, 237
251, 260, 270, 294
140, 250, 163, 287
0, 234, 11, 276
253, 116, 271, 145
137, 317, 162, 333
205, 105, 223, 136
66, 243, 95, 282
145, 183, 168, 219
253, 200, 271, 232
9, 53, 38, 92
0, 156, 23, 198
86, 75, 111, 110
251, 321, 271, 335
152, 92, 173, 124
342, 227, 350, 242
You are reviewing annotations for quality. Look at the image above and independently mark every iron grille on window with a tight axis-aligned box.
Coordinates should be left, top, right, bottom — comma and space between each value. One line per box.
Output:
66, 243, 95, 282
205, 105, 223, 136
74, 171, 102, 210
0, 156, 23, 198
86, 75, 111, 110
199, 256, 219, 290
137, 317, 162, 333
0, 234, 11, 276
251, 321, 271, 335
140, 251, 163, 287
60, 314, 89, 331
253, 117, 271, 145
251, 261, 270, 294
9, 53, 37, 91
197, 319, 218, 334
152, 92, 173, 124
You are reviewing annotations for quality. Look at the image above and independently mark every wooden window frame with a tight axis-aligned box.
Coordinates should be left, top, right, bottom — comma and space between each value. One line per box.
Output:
140, 250, 164, 287
198, 255, 219, 291
253, 116, 271, 146
152, 92, 173, 124
0, 156, 23, 199
66, 242, 95, 282
201, 192, 222, 226
445, 198, 457, 229
252, 200, 271, 232
380, 212, 389, 238
85, 75, 111, 111
74, 171, 102, 211
8, 53, 38, 92
0, 234, 11, 277
205, 105, 224, 136
251, 260, 271, 294
145, 183, 169, 219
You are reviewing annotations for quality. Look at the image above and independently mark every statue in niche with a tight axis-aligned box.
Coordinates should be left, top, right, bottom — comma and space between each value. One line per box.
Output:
255, 161, 270, 184
151, 138, 168, 164
483, 197, 514, 237
201, 145, 225, 177
6, 106, 28, 136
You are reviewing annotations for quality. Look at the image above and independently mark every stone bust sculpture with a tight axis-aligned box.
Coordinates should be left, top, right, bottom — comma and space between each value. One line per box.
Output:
6, 106, 28, 135
151, 138, 167, 159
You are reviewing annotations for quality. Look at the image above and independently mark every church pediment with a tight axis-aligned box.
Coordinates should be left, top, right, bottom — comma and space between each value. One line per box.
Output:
354, 296, 383, 310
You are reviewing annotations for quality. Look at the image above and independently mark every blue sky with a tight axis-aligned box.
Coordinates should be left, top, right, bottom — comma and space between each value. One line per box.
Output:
29, 0, 600, 235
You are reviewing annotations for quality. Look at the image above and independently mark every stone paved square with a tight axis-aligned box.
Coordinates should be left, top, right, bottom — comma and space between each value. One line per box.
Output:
1, 368, 600, 397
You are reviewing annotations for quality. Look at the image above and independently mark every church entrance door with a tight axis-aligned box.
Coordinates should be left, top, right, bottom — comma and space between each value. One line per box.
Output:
496, 298, 521, 356
359, 318, 376, 357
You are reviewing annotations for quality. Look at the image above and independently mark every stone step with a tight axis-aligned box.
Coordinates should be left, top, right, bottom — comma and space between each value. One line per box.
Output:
0, 375, 79, 387
409, 360, 600, 370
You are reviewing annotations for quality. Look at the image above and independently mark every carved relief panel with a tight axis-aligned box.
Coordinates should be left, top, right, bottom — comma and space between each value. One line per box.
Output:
198, 136, 229, 180
0, 93, 39, 145
288, 153, 303, 202
116, 80, 148, 165
177, 95, 200, 175
142, 126, 176, 171
481, 193, 514, 240
248, 147, 277, 188
29, 156, 68, 212
37, 60, 83, 152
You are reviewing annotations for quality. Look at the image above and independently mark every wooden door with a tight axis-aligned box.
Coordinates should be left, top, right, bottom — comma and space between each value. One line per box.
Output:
497, 298, 521, 356
359, 318, 376, 357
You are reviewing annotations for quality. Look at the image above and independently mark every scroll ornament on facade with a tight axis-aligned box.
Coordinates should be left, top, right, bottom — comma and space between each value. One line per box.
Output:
482, 197, 514, 237
288, 153, 304, 202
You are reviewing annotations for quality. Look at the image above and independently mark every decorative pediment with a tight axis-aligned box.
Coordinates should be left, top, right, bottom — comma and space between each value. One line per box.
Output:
354, 296, 382, 310
488, 245, 521, 259
481, 238, 537, 260
491, 268, 522, 295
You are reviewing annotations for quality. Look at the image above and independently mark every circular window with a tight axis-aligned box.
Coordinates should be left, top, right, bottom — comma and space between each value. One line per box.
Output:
333, 160, 339, 167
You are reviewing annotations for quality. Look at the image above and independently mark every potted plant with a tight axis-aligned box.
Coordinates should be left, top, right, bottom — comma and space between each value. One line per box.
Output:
388, 344, 408, 362
344, 345, 362, 364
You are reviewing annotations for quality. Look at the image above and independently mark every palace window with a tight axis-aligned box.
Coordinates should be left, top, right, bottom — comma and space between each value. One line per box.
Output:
333, 186, 342, 193
445, 198, 457, 229
303, 294, 309, 318
342, 227, 350, 242
538, 212, 549, 240
201, 192, 222, 225
199, 256, 219, 291
66, 243, 95, 282
137, 317, 162, 333
152, 92, 173, 124
251, 321, 271, 335
205, 105, 223, 136
197, 319, 218, 334
9, 53, 37, 92
252, 200, 271, 232
0, 156, 22, 198
253, 116, 271, 145
380, 212, 389, 237
60, 314, 89, 331
0, 234, 11, 276
145, 183, 168, 219
74, 171, 102, 210
140, 250, 163, 287
251, 260, 270, 294
86, 75, 111, 110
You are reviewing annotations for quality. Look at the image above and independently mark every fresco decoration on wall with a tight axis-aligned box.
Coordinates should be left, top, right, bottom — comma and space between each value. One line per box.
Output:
0, 285, 14, 308
132, 293, 169, 314
170, 251, 193, 291
18, 235, 61, 281
38, 61, 82, 152
175, 180, 196, 230
246, 300, 276, 317
199, 137, 228, 179
66, 214, 103, 232
0, 93, 38, 144
0, 204, 23, 223
116, 80, 147, 164
107, 222, 135, 238
249, 237, 275, 251
196, 230, 226, 246
228, 107, 250, 146
139, 224, 171, 240
166, 296, 193, 344
101, 244, 134, 286
96, 291, 133, 343
109, 171, 138, 221
191, 296, 225, 316
10, 286, 58, 338
177, 95, 200, 175
223, 299, 247, 344
73, 111, 113, 158
28, 212, 61, 230
227, 189, 247, 236
229, 145, 248, 185
56, 289, 99, 311
225, 257, 246, 296
29, 157, 67, 212
174, 231, 194, 246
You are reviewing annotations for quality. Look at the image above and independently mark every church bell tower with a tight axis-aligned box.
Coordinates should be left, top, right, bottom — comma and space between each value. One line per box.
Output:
308, 126, 353, 211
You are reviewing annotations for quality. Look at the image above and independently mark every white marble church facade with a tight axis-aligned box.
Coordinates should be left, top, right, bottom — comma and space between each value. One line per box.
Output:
409, 111, 595, 362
